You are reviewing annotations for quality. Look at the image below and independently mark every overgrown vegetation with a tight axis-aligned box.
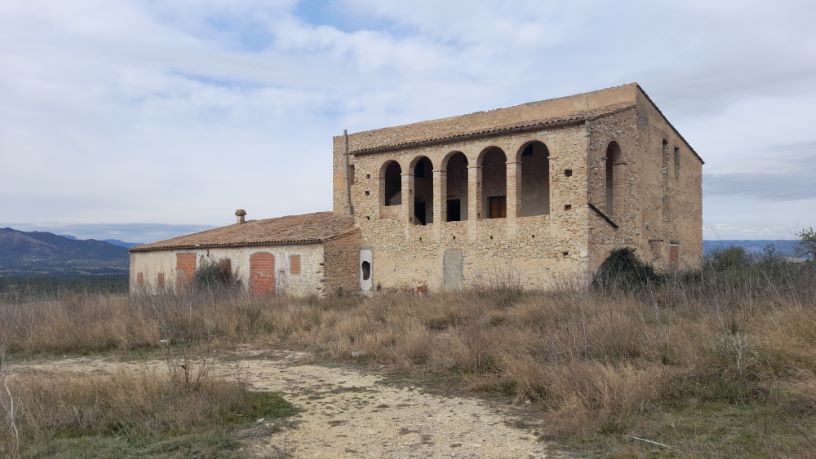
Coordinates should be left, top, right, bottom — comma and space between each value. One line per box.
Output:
0, 370, 294, 458
1, 248, 815, 458
194, 259, 240, 293
796, 227, 816, 260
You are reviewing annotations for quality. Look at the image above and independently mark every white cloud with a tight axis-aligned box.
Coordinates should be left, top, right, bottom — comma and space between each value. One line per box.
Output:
0, 0, 814, 240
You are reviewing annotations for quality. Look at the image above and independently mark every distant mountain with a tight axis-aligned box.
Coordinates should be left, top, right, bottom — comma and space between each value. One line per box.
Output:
0, 227, 129, 276
103, 239, 142, 248
704, 240, 801, 257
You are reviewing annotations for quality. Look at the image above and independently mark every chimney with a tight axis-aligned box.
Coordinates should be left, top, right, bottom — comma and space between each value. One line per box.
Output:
235, 209, 246, 224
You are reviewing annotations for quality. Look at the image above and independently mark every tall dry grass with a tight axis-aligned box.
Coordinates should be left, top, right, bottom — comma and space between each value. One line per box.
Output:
0, 369, 295, 458
1, 256, 815, 457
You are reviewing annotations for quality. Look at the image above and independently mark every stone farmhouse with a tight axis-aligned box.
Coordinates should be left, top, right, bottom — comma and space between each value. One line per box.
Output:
129, 83, 703, 296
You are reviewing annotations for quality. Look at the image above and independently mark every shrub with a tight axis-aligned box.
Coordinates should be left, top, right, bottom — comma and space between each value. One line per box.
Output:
194, 259, 238, 292
592, 248, 661, 292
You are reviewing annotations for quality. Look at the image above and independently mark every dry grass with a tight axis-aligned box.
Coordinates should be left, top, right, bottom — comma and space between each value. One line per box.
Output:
2, 260, 815, 457
0, 369, 295, 458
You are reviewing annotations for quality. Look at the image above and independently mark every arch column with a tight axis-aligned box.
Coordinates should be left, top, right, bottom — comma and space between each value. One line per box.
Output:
433, 168, 446, 227
401, 172, 413, 224
506, 160, 521, 221
467, 165, 482, 220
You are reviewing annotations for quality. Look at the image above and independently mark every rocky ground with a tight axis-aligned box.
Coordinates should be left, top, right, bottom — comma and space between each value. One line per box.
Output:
9, 348, 567, 458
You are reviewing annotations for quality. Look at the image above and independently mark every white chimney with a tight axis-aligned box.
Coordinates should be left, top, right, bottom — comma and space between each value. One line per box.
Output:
235, 208, 246, 224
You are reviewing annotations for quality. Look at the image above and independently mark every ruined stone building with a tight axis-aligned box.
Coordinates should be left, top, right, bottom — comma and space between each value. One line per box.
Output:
130, 83, 703, 296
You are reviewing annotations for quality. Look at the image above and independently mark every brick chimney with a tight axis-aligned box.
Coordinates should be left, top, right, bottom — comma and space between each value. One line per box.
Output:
235, 209, 246, 224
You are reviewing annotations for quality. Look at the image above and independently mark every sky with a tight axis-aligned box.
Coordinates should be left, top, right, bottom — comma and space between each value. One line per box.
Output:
1, 0, 814, 243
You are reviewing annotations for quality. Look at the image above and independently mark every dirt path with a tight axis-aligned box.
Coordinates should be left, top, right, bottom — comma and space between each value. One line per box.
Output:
9, 349, 564, 458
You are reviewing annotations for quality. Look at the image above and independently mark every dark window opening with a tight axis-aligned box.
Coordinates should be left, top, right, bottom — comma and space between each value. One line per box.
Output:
521, 144, 534, 157
412, 157, 433, 225
489, 196, 507, 218
348, 164, 355, 185
447, 199, 461, 222
564, 169, 572, 177
414, 200, 427, 225
445, 152, 468, 221
383, 161, 402, 206
564, 204, 572, 211
605, 141, 622, 216
361, 261, 371, 280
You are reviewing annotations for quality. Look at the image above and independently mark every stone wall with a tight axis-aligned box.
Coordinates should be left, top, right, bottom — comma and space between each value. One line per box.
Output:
342, 124, 593, 292
634, 90, 704, 271
331, 85, 703, 291
322, 230, 364, 296
129, 243, 325, 297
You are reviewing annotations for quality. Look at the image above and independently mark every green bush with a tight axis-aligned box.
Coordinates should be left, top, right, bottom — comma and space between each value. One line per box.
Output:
194, 259, 238, 292
592, 248, 661, 292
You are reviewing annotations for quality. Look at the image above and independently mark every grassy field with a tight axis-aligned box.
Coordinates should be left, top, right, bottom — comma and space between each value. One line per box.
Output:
1, 250, 815, 458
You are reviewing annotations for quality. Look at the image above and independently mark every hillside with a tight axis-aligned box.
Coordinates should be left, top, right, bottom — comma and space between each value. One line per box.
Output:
703, 239, 801, 257
0, 227, 129, 276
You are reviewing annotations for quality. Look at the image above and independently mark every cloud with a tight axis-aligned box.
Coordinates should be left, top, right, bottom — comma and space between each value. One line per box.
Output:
0, 0, 814, 240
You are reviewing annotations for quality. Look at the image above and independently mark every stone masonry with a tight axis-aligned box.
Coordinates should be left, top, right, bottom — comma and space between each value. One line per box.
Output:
332, 83, 703, 292
131, 83, 702, 296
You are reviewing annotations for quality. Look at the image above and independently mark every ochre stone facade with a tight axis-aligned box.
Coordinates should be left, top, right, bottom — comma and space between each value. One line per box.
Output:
131, 83, 702, 296
333, 83, 703, 292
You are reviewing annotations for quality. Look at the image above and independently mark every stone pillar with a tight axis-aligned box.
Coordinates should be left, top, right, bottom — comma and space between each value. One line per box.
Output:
506, 160, 521, 220
433, 168, 446, 228
467, 165, 482, 220
401, 172, 413, 225
467, 165, 481, 241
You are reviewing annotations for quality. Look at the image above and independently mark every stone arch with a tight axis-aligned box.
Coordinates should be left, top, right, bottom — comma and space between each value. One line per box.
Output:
410, 156, 433, 225
605, 141, 623, 217
442, 151, 468, 221
517, 140, 550, 216
380, 160, 402, 206
478, 146, 507, 219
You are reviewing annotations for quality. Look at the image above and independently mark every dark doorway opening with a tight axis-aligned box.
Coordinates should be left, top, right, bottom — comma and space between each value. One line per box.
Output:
414, 201, 427, 225
447, 199, 461, 222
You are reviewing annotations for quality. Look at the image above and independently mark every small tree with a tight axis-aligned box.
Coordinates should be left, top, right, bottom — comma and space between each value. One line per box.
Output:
593, 248, 662, 292
795, 227, 816, 260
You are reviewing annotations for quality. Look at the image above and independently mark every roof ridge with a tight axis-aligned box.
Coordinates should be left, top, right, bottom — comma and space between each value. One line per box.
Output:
130, 211, 355, 253
350, 103, 636, 155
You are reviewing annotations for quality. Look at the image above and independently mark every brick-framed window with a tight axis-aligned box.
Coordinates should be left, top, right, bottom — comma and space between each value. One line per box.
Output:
290, 254, 301, 275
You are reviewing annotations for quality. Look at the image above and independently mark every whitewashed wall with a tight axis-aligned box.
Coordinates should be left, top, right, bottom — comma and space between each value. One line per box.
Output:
129, 243, 325, 297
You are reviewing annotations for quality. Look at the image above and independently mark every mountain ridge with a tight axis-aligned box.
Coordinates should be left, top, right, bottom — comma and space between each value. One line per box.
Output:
0, 227, 129, 276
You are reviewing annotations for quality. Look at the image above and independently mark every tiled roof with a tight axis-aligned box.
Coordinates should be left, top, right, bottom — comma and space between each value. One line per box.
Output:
129, 212, 356, 252
349, 103, 636, 155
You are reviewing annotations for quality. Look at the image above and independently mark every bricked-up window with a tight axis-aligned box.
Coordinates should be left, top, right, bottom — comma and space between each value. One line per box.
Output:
479, 146, 507, 219
673, 147, 681, 178
157, 272, 165, 290
290, 254, 301, 275
605, 141, 623, 217
412, 156, 433, 225
445, 152, 468, 221
519, 141, 550, 216
348, 164, 355, 185
382, 160, 402, 206
136, 272, 144, 288
669, 242, 680, 270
